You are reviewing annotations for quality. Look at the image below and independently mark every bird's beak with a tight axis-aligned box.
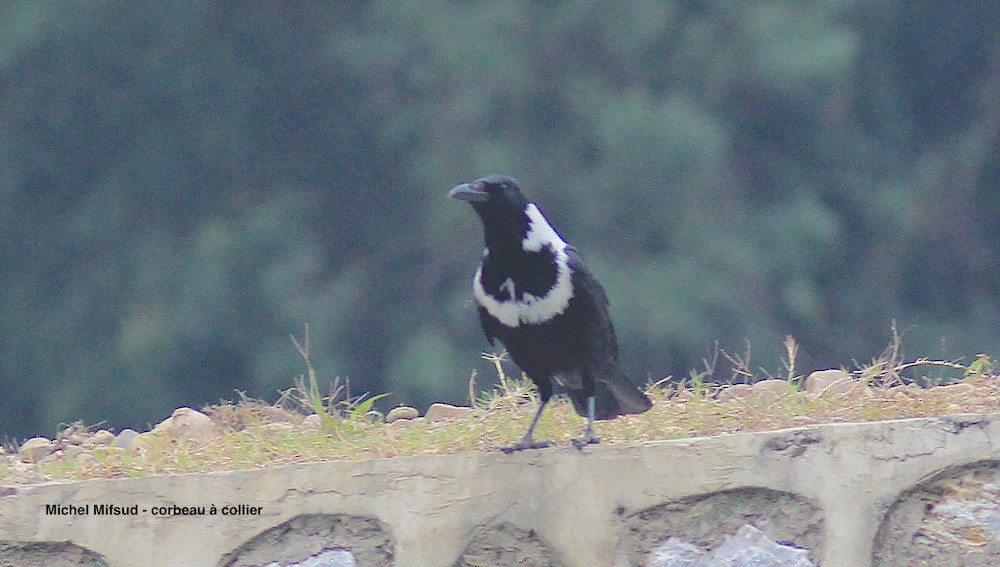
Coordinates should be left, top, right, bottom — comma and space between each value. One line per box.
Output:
448, 182, 489, 203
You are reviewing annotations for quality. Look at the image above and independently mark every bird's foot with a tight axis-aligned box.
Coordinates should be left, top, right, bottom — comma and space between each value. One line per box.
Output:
499, 440, 551, 454
571, 432, 600, 451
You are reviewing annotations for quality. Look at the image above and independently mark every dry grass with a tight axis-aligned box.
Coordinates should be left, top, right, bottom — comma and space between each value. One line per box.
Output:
0, 329, 997, 486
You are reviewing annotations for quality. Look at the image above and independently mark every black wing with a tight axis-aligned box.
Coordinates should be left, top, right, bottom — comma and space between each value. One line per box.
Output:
566, 246, 650, 418
565, 246, 619, 361
477, 304, 502, 346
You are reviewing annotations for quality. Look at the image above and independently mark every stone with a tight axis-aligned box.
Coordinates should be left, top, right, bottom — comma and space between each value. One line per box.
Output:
717, 384, 753, 402
302, 414, 324, 430
66, 432, 88, 445
18, 437, 54, 463
649, 537, 704, 566
805, 369, 856, 395
709, 524, 813, 566
648, 525, 816, 566
262, 549, 358, 567
749, 379, 797, 404
114, 428, 139, 450
386, 406, 419, 423
389, 416, 425, 428
424, 403, 473, 422
751, 379, 797, 393
149, 407, 223, 442
91, 430, 116, 446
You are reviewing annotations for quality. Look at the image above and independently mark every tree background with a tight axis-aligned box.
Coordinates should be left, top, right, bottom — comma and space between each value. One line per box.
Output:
2, 1, 998, 439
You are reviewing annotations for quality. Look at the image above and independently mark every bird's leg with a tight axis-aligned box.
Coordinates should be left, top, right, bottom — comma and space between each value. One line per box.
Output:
571, 396, 600, 450
500, 399, 551, 453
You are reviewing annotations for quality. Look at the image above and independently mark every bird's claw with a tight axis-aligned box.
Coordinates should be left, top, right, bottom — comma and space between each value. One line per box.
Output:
571, 434, 600, 451
499, 440, 551, 454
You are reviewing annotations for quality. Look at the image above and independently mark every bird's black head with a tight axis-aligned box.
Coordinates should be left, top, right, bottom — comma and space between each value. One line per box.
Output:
449, 175, 529, 215
449, 175, 533, 247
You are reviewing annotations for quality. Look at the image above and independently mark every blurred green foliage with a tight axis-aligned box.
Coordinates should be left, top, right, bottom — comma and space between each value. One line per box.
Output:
2, 1, 999, 437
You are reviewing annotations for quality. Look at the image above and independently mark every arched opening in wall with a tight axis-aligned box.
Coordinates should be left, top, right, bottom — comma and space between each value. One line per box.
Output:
218, 513, 393, 567
873, 460, 1000, 567
453, 522, 563, 567
622, 487, 823, 566
0, 541, 109, 567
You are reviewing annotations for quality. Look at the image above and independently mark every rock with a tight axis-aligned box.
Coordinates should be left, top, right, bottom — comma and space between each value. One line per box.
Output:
262, 549, 358, 567
386, 406, 419, 423
302, 414, 324, 430
114, 428, 139, 450
149, 407, 223, 442
709, 524, 813, 566
91, 429, 116, 446
389, 416, 425, 427
648, 525, 813, 567
130, 408, 223, 454
424, 403, 473, 422
717, 384, 753, 402
750, 379, 797, 404
649, 537, 704, 566
752, 379, 797, 393
805, 369, 856, 395
18, 437, 54, 463
66, 432, 88, 445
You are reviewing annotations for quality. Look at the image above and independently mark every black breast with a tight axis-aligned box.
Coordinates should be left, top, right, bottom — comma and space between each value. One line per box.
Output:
480, 246, 559, 301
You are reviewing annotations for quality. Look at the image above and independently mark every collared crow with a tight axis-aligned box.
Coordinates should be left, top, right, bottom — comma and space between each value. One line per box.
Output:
450, 174, 652, 451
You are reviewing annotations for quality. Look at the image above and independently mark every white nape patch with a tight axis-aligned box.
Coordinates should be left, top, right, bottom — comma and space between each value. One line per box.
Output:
521, 204, 567, 252
472, 203, 574, 328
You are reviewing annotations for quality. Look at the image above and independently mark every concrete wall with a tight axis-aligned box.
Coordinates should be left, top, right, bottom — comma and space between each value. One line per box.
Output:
1, 414, 999, 566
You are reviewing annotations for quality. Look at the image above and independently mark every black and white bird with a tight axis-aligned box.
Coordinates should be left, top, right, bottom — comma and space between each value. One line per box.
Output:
450, 174, 652, 451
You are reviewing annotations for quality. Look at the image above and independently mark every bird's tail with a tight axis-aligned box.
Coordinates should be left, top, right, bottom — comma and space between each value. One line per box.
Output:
567, 365, 652, 420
